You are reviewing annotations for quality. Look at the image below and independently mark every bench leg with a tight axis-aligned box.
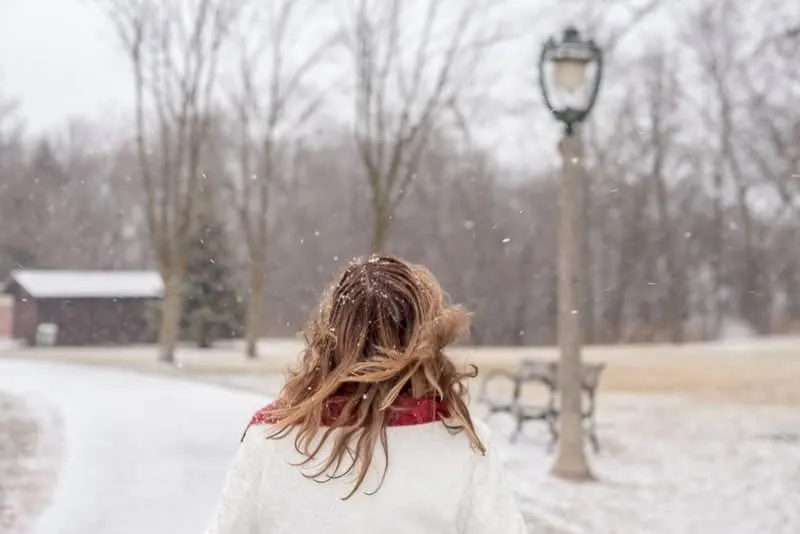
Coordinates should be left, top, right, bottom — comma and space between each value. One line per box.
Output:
589, 432, 600, 453
583, 390, 601, 453
510, 412, 524, 443
546, 413, 558, 454
587, 416, 600, 453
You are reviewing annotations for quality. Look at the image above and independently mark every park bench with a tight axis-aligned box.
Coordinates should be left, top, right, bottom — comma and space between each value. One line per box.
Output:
477, 358, 606, 452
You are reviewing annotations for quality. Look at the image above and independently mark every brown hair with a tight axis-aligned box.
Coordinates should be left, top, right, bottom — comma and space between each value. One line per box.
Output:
265, 255, 485, 498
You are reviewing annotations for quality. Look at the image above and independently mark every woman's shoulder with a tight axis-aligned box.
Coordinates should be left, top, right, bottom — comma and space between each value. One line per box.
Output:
471, 417, 493, 443
249, 401, 282, 426
239, 401, 282, 442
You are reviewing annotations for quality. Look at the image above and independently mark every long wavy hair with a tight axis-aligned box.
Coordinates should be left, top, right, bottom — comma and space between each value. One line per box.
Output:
265, 255, 485, 499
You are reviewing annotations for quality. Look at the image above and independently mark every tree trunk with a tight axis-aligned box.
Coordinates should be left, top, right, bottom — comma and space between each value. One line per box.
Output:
736, 186, 769, 334
666, 270, 687, 343
370, 205, 389, 254
783, 262, 800, 320
603, 183, 647, 343
711, 167, 725, 337
159, 275, 183, 364
551, 134, 594, 481
545, 270, 558, 345
653, 167, 685, 343
512, 298, 527, 346
245, 254, 266, 359
198, 319, 211, 348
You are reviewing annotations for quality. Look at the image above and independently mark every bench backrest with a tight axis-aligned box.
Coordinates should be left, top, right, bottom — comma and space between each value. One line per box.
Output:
518, 359, 606, 391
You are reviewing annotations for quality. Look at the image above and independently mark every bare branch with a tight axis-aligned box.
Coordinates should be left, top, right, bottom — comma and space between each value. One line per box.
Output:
101, 0, 244, 361
344, 0, 505, 251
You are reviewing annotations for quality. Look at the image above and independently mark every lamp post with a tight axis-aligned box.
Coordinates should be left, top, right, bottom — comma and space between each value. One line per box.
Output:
539, 26, 602, 480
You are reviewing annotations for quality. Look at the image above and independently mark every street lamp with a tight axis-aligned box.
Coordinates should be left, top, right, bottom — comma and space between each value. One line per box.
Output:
539, 26, 603, 136
540, 26, 603, 481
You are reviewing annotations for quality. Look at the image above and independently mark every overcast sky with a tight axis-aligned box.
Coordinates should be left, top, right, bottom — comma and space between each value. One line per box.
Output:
0, 0, 706, 168
0, 0, 135, 130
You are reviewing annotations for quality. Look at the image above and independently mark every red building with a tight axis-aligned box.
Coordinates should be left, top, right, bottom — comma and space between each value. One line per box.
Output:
2, 270, 162, 346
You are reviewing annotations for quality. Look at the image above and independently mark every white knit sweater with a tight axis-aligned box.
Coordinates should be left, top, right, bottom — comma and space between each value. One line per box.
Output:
203, 418, 528, 534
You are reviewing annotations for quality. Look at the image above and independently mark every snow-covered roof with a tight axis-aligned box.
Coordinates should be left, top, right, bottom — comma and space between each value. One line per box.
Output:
6, 270, 163, 299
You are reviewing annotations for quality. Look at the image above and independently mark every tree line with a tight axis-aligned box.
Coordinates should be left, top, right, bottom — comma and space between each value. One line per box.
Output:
0, 0, 798, 360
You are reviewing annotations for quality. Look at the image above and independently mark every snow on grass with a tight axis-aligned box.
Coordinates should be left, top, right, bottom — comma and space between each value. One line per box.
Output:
0, 339, 21, 352
483, 395, 800, 534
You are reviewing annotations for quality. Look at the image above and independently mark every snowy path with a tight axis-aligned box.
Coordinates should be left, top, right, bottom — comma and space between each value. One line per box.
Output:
0, 359, 267, 534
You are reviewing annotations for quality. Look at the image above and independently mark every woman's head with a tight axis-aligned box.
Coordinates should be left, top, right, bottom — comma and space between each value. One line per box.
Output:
267, 255, 484, 498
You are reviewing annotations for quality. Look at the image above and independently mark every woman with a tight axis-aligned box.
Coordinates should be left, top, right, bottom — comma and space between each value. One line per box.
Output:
204, 255, 527, 534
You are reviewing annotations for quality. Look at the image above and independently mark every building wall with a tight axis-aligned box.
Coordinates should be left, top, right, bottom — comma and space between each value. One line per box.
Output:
36, 298, 158, 346
0, 295, 12, 338
11, 289, 38, 345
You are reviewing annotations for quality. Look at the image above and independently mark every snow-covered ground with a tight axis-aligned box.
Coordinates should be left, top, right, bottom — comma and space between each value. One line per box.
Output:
484, 397, 800, 534
0, 359, 266, 534
0, 339, 21, 352
1, 359, 799, 534
0, 389, 61, 534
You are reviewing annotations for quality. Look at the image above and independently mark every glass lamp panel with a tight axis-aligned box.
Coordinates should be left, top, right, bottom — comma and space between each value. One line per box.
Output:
543, 59, 598, 114
553, 59, 588, 93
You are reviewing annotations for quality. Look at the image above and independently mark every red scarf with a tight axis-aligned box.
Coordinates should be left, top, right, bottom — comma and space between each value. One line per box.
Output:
242, 395, 447, 441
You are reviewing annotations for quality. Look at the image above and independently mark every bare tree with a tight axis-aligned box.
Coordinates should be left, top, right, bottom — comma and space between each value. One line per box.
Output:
225, 0, 335, 358
583, 0, 665, 56
684, 0, 734, 336
49, 120, 149, 269
103, 0, 243, 362
0, 97, 30, 278
641, 49, 688, 342
343, 0, 504, 253
397, 141, 516, 343
740, 7, 800, 329
686, 0, 777, 334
